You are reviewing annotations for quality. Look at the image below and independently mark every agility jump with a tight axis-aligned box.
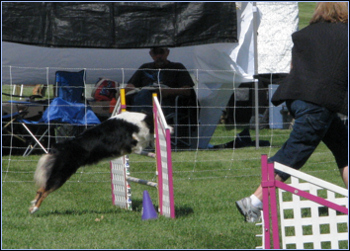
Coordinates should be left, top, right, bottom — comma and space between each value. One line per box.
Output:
259, 155, 348, 249
110, 90, 175, 218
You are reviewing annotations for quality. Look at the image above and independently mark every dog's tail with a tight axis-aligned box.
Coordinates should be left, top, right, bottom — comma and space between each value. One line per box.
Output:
34, 153, 56, 188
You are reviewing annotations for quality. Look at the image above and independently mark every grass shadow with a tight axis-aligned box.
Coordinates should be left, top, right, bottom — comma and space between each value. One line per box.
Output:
175, 205, 194, 217
132, 199, 194, 218
30, 208, 119, 217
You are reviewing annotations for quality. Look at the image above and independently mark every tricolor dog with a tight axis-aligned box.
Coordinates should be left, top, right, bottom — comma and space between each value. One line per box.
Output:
29, 112, 154, 214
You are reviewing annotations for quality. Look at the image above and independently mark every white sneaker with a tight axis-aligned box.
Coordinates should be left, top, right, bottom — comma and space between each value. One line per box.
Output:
236, 197, 262, 223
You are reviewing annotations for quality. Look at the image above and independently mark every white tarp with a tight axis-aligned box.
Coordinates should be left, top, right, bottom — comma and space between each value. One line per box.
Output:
193, 2, 298, 148
2, 2, 299, 148
257, 2, 299, 73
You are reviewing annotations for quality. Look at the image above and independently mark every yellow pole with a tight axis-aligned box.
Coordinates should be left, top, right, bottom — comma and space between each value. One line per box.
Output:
152, 93, 160, 210
120, 88, 126, 112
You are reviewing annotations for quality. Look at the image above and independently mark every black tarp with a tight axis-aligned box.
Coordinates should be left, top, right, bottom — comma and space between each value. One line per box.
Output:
2, 2, 237, 49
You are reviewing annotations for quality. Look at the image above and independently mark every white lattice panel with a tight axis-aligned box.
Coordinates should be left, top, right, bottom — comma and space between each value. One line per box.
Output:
276, 163, 348, 249
110, 156, 132, 210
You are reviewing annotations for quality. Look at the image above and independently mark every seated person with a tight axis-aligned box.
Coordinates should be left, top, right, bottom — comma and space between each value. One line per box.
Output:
125, 47, 197, 117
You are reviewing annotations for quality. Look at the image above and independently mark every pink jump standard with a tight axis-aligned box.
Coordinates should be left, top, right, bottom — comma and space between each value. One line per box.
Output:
261, 155, 348, 249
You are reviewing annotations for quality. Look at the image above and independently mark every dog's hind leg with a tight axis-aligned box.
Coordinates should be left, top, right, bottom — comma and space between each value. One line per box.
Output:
29, 187, 52, 214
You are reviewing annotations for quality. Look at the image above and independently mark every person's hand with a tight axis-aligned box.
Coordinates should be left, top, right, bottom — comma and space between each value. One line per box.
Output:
125, 83, 136, 94
160, 88, 172, 98
161, 86, 192, 98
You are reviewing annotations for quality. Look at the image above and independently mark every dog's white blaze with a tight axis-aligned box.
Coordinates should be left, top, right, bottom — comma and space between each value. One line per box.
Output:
111, 111, 147, 124
110, 112, 152, 153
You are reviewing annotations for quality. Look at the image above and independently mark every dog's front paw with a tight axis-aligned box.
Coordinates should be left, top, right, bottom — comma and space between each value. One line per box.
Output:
29, 206, 39, 214
132, 146, 142, 154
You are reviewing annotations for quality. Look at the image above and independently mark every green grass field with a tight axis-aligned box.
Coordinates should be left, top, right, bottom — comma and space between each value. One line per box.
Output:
298, 2, 317, 29
2, 126, 346, 249
3, 3, 346, 249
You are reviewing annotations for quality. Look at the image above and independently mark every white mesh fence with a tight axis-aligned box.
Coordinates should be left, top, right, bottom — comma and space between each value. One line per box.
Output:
2, 66, 341, 185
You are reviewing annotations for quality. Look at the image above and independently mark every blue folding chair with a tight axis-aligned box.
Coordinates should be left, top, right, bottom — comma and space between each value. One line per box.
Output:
18, 70, 100, 156
55, 70, 86, 103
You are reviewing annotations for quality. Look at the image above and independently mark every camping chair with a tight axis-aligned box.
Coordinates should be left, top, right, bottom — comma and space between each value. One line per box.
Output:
2, 111, 28, 155
54, 70, 89, 143
112, 87, 199, 151
2, 98, 51, 156
165, 95, 192, 149
17, 70, 100, 156
165, 92, 199, 151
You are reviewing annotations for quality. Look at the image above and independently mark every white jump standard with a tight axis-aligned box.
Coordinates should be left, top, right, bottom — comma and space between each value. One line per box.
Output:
110, 94, 175, 218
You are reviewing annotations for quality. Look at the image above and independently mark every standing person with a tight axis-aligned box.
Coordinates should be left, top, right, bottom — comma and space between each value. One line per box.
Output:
236, 2, 348, 223
125, 47, 196, 116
